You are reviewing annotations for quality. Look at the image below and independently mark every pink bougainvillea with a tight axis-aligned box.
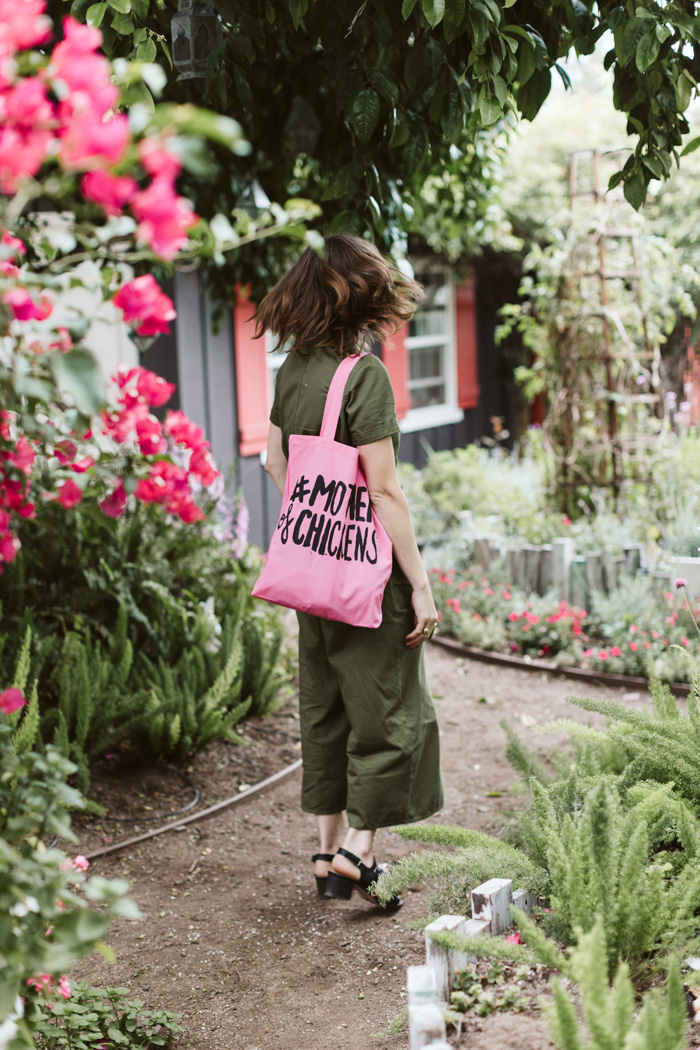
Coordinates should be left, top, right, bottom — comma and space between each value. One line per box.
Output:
0, 687, 25, 713
113, 276, 177, 337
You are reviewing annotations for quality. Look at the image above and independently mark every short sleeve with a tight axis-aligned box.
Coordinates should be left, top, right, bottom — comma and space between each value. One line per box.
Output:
344, 355, 400, 446
269, 363, 282, 427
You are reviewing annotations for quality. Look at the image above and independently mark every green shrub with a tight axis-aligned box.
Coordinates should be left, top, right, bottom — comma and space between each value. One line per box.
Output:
32, 983, 181, 1050
0, 723, 139, 1045
541, 919, 687, 1050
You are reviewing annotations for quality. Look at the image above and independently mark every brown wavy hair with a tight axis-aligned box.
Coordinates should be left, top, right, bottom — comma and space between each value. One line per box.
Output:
253, 235, 423, 355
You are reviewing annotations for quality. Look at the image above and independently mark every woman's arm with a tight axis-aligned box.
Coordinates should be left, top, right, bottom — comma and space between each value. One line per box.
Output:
357, 436, 438, 648
264, 422, 287, 497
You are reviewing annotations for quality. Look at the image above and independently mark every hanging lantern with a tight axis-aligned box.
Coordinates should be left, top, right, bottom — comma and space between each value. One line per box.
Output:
171, 0, 221, 82
283, 96, 322, 155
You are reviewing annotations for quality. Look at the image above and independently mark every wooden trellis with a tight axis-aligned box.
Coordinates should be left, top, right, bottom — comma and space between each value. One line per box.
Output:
550, 148, 663, 507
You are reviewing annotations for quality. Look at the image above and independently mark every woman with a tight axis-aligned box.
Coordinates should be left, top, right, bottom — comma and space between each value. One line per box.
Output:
255, 235, 443, 908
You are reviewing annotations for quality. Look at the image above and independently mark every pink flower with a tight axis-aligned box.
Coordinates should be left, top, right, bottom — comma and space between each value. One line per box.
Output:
55, 479, 82, 508
99, 481, 127, 518
503, 589, 511, 600
505, 932, 521, 944
138, 137, 182, 180
113, 276, 176, 337
0, 125, 53, 193
81, 170, 137, 216
484, 586, 494, 596
8, 436, 35, 475
164, 410, 207, 451
2, 287, 52, 320
0, 687, 25, 714
675, 577, 688, 589
72, 855, 89, 872
508, 612, 520, 622
561, 516, 571, 527
681, 637, 689, 646
53, 440, 77, 464
58, 110, 129, 171
446, 597, 462, 615
70, 456, 94, 473
629, 641, 638, 652
583, 648, 593, 657
131, 177, 198, 260
598, 650, 609, 661
56, 976, 70, 999
630, 624, 638, 633
1, 231, 26, 256
27, 974, 53, 994
0, 0, 52, 54
0, 533, 21, 563
610, 647, 621, 657
135, 416, 167, 455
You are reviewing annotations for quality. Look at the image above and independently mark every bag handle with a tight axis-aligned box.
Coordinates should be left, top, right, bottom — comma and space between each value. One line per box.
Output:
319, 352, 367, 440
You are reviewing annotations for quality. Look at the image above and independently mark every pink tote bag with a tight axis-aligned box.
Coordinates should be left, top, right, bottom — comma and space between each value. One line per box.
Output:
252, 353, 393, 628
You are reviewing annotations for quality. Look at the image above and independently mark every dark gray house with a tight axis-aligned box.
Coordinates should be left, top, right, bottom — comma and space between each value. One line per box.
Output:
144, 263, 515, 549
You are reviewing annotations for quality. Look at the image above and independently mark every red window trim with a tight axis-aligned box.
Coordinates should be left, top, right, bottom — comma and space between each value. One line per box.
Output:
383, 325, 411, 420
455, 275, 480, 410
233, 291, 269, 457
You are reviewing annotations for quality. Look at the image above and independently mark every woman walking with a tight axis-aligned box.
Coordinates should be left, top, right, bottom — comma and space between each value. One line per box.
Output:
255, 235, 443, 908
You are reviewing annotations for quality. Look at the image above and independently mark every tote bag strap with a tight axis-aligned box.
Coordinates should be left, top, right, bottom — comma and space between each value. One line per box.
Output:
319, 352, 367, 440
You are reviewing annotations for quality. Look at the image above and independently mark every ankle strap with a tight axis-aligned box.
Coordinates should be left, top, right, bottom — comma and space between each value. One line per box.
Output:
312, 853, 335, 862
336, 847, 362, 868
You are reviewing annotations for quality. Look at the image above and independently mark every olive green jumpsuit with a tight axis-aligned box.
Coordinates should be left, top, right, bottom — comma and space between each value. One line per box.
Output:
270, 346, 444, 830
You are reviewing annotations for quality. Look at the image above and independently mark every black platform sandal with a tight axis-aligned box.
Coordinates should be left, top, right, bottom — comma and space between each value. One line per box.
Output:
323, 848, 403, 910
312, 853, 335, 898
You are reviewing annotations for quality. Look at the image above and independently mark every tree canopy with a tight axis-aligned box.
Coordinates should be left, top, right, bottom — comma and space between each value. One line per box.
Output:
53, 0, 700, 296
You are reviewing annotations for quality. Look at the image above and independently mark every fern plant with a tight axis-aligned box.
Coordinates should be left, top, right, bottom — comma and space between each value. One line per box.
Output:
541, 918, 687, 1050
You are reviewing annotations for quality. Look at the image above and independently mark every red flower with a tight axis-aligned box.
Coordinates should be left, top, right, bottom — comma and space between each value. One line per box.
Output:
0, 687, 25, 714
81, 170, 137, 216
55, 479, 82, 508
113, 276, 176, 337
2, 287, 52, 320
99, 481, 127, 518
135, 416, 167, 455
610, 647, 621, 657
189, 444, 218, 486
131, 176, 198, 260
164, 410, 207, 451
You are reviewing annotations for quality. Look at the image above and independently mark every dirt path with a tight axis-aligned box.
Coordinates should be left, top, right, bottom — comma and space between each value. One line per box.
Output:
72, 645, 649, 1050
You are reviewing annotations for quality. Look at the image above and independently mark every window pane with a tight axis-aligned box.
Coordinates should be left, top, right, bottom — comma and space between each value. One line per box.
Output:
410, 383, 446, 409
409, 274, 449, 338
410, 344, 443, 382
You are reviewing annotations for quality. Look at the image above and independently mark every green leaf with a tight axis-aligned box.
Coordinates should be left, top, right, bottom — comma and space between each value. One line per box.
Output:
371, 68, 399, 106
492, 73, 507, 106
422, 0, 445, 28
121, 79, 155, 113
516, 40, 536, 85
623, 173, 646, 210
351, 87, 380, 144
86, 2, 108, 27
136, 36, 157, 62
443, 0, 465, 43
402, 0, 419, 17
478, 89, 501, 126
635, 29, 660, 72
404, 45, 432, 91
681, 135, 700, 157
655, 24, 672, 44
49, 349, 106, 416
676, 71, 693, 112
107, 0, 131, 12
389, 109, 411, 147
111, 11, 134, 33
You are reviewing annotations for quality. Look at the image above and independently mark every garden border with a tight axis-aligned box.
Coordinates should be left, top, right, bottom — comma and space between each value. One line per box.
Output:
82, 757, 303, 861
429, 636, 690, 697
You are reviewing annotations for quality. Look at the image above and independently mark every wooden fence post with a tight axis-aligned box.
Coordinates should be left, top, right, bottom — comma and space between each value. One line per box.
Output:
471, 878, 513, 935
551, 537, 576, 602
408, 1004, 446, 1050
424, 915, 468, 1003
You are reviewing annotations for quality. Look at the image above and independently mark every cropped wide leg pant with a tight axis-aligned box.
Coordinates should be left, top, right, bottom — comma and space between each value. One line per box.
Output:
297, 565, 444, 830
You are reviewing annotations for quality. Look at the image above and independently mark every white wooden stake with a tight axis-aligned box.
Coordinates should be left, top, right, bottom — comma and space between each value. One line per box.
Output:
471, 878, 513, 935
424, 914, 468, 1003
408, 1004, 446, 1050
512, 887, 533, 917
407, 965, 438, 1006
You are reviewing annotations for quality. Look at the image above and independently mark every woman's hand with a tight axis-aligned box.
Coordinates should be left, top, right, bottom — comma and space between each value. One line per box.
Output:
406, 583, 439, 650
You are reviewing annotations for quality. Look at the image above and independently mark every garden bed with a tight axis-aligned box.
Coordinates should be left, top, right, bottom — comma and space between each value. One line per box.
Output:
431, 634, 691, 697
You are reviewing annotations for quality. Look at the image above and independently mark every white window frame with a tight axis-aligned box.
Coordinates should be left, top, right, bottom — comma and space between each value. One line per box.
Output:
400, 270, 464, 434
